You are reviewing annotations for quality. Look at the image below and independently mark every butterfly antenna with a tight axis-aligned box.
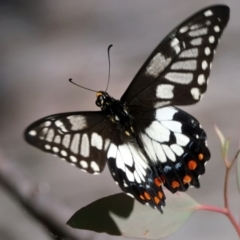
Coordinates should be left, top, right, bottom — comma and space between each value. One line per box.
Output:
105, 44, 113, 92
68, 78, 98, 93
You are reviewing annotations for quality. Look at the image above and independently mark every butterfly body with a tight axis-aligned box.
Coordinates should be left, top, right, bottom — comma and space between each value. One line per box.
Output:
96, 91, 135, 137
25, 5, 229, 212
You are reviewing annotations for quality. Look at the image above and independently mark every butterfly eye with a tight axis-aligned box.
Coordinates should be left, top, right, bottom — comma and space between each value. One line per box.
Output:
96, 95, 104, 107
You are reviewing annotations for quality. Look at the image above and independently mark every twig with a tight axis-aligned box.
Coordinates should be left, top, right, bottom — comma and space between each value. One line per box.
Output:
0, 153, 81, 240
199, 149, 240, 237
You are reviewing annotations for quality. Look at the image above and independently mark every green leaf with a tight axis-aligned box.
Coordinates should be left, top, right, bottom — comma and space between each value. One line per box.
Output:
67, 191, 199, 239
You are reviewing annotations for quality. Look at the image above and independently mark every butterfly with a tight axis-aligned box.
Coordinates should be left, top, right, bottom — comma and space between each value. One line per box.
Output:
25, 5, 229, 213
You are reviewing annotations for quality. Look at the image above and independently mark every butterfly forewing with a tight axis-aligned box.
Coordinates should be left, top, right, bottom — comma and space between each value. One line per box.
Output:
121, 5, 229, 107
25, 112, 111, 174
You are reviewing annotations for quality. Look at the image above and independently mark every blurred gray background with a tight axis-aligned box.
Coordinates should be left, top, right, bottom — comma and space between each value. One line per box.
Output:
0, 0, 240, 239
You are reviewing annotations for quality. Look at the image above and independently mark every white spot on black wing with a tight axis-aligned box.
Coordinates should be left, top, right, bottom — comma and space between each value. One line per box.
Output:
191, 88, 201, 100
145, 53, 171, 78
67, 115, 87, 130
165, 72, 193, 84
171, 60, 197, 70
156, 84, 174, 99
29, 130, 37, 136
71, 133, 80, 154
80, 134, 89, 157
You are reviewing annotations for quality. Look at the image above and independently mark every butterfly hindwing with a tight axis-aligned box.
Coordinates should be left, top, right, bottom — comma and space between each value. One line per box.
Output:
25, 112, 111, 174
130, 105, 210, 193
106, 134, 166, 212
121, 5, 229, 107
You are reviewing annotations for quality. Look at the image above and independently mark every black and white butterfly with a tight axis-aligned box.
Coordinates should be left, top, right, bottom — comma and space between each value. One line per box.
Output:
25, 5, 229, 212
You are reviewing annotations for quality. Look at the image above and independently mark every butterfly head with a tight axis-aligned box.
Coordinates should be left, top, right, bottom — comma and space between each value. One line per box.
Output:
96, 91, 111, 108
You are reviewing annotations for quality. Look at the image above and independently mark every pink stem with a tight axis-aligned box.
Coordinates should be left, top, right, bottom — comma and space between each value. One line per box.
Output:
197, 204, 227, 214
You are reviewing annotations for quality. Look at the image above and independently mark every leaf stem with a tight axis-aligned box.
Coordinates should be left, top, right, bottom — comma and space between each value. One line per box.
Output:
198, 204, 240, 236
222, 150, 240, 237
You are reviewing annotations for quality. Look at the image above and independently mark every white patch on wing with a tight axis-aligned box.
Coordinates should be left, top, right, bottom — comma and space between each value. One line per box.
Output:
161, 120, 182, 132
80, 160, 88, 169
191, 88, 201, 100
90, 161, 100, 172
145, 53, 171, 78
165, 72, 193, 84
152, 141, 167, 163
156, 106, 178, 121
134, 171, 141, 184
214, 25, 220, 32
46, 129, 54, 142
45, 144, 51, 150
170, 144, 184, 156
126, 168, 134, 182
171, 38, 181, 54
70, 155, 77, 162
91, 132, 103, 150
188, 28, 208, 37
107, 143, 117, 159
61, 150, 67, 156
44, 121, 51, 127
204, 47, 211, 56
62, 134, 71, 148
190, 37, 202, 46
179, 48, 198, 58
55, 120, 63, 127
204, 10, 213, 17
179, 26, 188, 33
115, 148, 125, 171
104, 139, 110, 150
127, 144, 148, 170
81, 134, 89, 157
71, 133, 80, 154
171, 60, 197, 70
202, 60, 208, 70
29, 130, 36, 136
209, 36, 215, 43
54, 135, 61, 144
141, 133, 156, 161
190, 24, 200, 30
40, 128, 48, 138
197, 74, 206, 85
67, 115, 87, 130
174, 133, 190, 146
53, 147, 59, 153
118, 145, 133, 167
162, 144, 176, 161
145, 121, 170, 143
156, 84, 174, 99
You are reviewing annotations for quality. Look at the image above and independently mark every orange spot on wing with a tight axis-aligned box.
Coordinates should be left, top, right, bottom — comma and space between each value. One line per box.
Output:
154, 196, 160, 204
183, 175, 192, 184
144, 192, 151, 200
172, 180, 180, 189
154, 178, 162, 187
198, 153, 204, 160
140, 195, 145, 200
188, 160, 197, 170
158, 191, 163, 199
